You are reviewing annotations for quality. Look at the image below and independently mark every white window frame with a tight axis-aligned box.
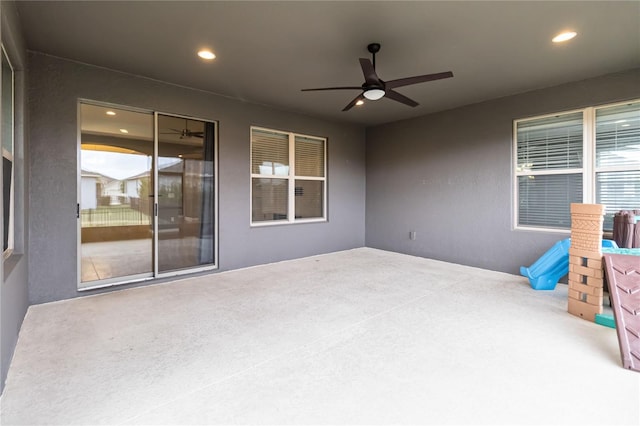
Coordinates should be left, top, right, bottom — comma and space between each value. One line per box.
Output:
513, 99, 640, 233
2, 45, 14, 257
250, 126, 327, 226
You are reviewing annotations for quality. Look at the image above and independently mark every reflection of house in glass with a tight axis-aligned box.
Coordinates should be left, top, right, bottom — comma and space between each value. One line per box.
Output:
158, 158, 214, 240
122, 169, 151, 217
80, 168, 151, 229
80, 169, 108, 210
81, 158, 213, 238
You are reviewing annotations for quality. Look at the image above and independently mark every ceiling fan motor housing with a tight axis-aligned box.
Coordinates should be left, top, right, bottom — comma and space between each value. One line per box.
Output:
367, 43, 381, 54
362, 82, 385, 91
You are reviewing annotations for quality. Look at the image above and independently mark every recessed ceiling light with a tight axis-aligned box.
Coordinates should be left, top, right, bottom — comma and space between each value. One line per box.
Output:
356, 100, 364, 106
106, 111, 116, 116
197, 50, 216, 60
119, 128, 129, 134
552, 31, 577, 43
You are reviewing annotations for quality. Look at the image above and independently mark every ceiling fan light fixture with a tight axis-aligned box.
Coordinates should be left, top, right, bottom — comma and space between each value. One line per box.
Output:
197, 49, 216, 60
363, 89, 385, 101
552, 31, 577, 43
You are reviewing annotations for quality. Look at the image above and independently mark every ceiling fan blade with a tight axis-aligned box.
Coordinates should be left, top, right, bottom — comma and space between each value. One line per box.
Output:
301, 86, 362, 92
385, 71, 453, 89
359, 58, 381, 85
159, 128, 182, 135
384, 89, 419, 107
342, 93, 365, 112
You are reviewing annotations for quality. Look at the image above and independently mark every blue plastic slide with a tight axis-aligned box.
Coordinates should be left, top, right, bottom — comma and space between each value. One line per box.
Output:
520, 238, 618, 290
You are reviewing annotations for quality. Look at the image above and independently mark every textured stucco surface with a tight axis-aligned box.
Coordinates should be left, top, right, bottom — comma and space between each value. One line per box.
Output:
365, 68, 640, 275
28, 52, 366, 304
1, 0, 29, 394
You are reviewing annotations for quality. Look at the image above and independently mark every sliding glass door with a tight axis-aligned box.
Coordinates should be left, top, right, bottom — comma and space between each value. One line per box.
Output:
156, 114, 215, 273
79, 104, 154, 286
79, 103, 216, 290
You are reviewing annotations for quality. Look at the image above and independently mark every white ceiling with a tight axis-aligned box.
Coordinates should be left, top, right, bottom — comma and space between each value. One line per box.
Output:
15, 1, 640, 126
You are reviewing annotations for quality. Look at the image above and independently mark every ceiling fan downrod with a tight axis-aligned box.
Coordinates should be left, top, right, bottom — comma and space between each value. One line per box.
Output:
368, 43, 381, 70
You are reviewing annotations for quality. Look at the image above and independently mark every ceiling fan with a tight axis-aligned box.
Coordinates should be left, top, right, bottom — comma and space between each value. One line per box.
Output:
301, 43, 453, 111
159, 119, 203, 139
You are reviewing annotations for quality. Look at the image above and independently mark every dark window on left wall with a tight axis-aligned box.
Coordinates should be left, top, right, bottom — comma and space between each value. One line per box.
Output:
2, 46, 14, 254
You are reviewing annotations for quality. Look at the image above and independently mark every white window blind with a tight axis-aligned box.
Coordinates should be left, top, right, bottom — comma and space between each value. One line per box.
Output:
516, 113, 583, 171
596, 103, 640, 169
518, 174, 582, 229
295, 136, 324, 177
595, 102, 640, 229
251, 129, 289, 176
597, 171, 640, 209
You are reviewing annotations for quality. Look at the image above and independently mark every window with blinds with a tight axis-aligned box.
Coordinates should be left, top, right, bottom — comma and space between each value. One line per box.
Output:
515, 112, 584, 230
514, 100, 640, 232
595, 102, 640, 230
251, 127, 326, 224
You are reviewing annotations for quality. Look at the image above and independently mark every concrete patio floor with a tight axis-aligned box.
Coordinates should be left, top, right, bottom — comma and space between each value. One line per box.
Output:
1, 248, 638, 425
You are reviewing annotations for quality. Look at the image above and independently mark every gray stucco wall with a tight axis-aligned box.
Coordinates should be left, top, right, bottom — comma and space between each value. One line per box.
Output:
28, 52, 366, 305
1, 0, 29, 393
365, 68, 640, 275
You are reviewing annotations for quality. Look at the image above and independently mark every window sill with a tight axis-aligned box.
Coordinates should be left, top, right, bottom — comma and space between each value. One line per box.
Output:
513, 225, 571, 234
515, 226, 616, 241
251, 218, 327, 228
4, 252, 23, 281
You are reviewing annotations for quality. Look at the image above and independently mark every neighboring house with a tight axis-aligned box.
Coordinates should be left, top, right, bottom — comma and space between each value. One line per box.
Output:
123, 169, 150, 205
125, 178, 140, 200
79, 169, 105, 210
122, 160, 183, 200
101, 179, 123, 205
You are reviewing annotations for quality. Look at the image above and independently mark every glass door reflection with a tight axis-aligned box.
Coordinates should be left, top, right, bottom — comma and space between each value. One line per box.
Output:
80, 104, 154, 286
156, 114, 215, 273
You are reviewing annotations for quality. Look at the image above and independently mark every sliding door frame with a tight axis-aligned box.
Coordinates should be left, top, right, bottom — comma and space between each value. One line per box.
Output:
76, 100, 218, 291
154, 111, 219, 279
